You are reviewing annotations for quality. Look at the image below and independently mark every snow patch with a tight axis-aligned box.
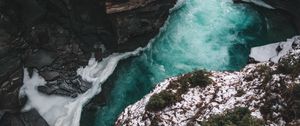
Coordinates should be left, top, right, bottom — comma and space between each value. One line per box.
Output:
250, 36, 300, 63
20, 47, 143, 126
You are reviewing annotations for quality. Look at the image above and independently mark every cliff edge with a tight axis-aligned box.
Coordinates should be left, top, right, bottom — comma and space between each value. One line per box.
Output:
116, 36, 300, 126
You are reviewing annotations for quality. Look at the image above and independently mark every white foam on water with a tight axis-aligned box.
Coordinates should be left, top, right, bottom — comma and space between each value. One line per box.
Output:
20, 47, 144, 126
20, 69, 73, 125
18, 0, 187, 124
242, 0, 274, 9
170, 0, 186, 12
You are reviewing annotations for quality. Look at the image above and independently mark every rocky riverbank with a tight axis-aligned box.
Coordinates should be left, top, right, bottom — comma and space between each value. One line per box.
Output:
116, 36, 300, 126
0, 0, 175, 125
0, 0, 299, 126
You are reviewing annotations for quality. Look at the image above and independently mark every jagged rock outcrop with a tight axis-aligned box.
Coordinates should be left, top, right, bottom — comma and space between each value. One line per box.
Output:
107, 0, 176, 52
0, 109, 48, 126
116, 36, 300, 126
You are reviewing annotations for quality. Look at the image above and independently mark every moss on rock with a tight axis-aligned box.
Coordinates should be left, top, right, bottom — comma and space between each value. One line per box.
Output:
201, 107, 264, 126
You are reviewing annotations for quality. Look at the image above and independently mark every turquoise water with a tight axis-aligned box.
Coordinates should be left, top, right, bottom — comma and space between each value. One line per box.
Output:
81, 0, 297, 125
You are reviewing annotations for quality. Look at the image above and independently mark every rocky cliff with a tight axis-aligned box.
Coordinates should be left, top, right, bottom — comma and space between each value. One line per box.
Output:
235, 0, 300, 32
0, 0, 175, 125
116, 36, 300, 126
0, 0, 299, 125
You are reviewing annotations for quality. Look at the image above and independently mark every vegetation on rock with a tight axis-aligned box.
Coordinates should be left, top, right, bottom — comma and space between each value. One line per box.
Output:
145, 90, 177, 111
146, 70, 213, 111
256, 64, 273, 85
186, 70, 212, 88
277, 55, 300, 78
281, 84, 300, 122
201, 107, 264, 126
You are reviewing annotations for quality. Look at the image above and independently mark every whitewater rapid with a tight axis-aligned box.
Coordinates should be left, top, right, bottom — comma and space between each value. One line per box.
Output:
93, 0, 267, 125
18, 0, 292, 125
20, 47, 144, 126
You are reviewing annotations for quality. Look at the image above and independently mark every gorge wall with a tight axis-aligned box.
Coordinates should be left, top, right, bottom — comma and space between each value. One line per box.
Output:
0, 0, 175, 125
0, 0, 299, 126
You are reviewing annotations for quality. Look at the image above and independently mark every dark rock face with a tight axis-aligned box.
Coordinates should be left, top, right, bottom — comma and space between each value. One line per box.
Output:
109, 0, 176, 52
236, 0, 300, 32
0, 0, 176, 125
0, 109, 49, 126
25, 49, 57, 68
263, 0, 300, 32
0, 69, 24, 111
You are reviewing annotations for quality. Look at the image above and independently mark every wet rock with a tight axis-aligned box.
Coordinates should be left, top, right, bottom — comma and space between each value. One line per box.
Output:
39, 71, 60, 81
25, 49, 57, 69
45, 80, 58, 86
0, 69, 23, 111
37, 86, 55, 95
52, 89, 78, 98
38, 83, 77, 98
37, 76, 92, 98
0, 109, 49, 126
78, 79, 92, 93
59, 81, 81, 94
248, 57, 259, 64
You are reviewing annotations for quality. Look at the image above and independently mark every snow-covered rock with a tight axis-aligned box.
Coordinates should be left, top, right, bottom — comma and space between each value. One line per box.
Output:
249, 36, 300, 63
116, 36, 300, 126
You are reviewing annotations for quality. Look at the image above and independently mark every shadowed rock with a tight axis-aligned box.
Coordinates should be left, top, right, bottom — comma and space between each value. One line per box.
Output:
0, 109, 49, 126
39, 71, 60, 81
37, 76, 92, 98
25, 49, 57, 69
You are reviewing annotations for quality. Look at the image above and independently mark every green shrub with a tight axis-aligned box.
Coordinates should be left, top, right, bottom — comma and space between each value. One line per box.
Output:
188, 70, 212, 87
201, 107, 264, 126
146, 70, 212, 112
145, 90, 177, 111
277, 56, 300, 78
175, 69, 212, 88
281, 84, 300, 122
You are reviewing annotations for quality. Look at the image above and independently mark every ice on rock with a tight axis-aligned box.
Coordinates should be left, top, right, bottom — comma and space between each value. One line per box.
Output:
20, 47, 144, 126
250, 36, 299, 63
